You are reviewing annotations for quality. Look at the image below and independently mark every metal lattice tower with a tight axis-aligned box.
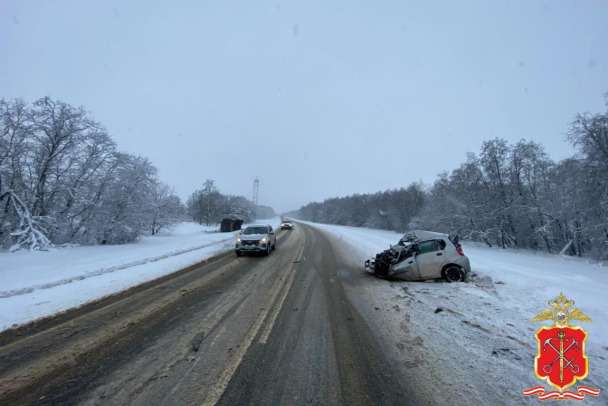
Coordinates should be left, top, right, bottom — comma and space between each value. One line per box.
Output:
252, 177, 259, 206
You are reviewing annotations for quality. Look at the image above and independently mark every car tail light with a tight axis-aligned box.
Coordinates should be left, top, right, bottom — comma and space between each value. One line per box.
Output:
456, 246, 464, 256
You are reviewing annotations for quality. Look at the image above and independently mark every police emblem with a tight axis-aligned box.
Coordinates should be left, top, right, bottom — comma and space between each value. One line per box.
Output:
523, 293, 600, 401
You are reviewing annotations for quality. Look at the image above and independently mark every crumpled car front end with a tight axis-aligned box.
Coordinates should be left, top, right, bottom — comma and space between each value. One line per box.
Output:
365, 243, 416, 279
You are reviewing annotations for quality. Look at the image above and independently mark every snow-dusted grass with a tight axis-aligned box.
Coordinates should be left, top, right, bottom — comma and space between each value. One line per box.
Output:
305, 221, 607, 405
0, 218, 281, 331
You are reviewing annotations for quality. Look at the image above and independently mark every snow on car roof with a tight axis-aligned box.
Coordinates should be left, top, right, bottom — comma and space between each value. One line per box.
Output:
407, 230, 449, 241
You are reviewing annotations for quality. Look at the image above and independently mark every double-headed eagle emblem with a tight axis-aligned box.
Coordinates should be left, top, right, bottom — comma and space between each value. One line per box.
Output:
529, 292, 593, 327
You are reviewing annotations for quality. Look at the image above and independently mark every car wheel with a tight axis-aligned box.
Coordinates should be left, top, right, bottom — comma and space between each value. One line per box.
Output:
272, 241, 276, 250
265, 244, 271, 256
443, 265, 465, 282
236, 251, 242, 257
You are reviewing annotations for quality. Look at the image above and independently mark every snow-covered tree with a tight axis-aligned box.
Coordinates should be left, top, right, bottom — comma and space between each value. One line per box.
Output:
222, 195, 255, 223
94, 153, 157, 244
149, 182, 185, 235
187, 181, 258, 225
0, 97, 182, 250
564, 100, 608, 258
187, 179, 224, 226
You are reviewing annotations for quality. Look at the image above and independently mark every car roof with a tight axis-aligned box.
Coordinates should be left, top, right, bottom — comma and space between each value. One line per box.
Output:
246, 224, 269, 228
408, 230, 449, 241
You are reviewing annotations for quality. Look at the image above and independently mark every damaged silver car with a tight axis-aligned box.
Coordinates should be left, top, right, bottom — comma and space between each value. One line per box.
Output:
365, 230, 471, 282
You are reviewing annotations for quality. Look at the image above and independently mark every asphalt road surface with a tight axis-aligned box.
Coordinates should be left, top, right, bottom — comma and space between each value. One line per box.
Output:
0, 223, 415, 405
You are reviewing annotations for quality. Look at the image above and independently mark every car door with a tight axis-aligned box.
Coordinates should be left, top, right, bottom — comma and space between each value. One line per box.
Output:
268, 226, 275, 245
415, 240, 447, 279
391, 252, 421, 280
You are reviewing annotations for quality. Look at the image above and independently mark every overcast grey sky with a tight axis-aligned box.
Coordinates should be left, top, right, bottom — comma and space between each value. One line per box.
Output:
2, 0, 607, 213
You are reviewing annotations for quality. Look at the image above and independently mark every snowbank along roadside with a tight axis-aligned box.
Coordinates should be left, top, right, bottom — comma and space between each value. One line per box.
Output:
0, 218, 281, 331
305, 221, 607, 405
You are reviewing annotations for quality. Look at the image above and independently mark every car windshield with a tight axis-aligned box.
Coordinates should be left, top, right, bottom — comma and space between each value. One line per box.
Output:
243, 227, 268, 235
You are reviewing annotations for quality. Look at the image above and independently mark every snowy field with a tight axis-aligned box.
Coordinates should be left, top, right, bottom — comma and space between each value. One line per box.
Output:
0, 218, 281, 331
305, 221, 607, 405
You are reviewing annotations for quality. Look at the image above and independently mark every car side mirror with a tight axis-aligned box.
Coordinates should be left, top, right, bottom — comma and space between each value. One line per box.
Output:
269, 231, 275, 235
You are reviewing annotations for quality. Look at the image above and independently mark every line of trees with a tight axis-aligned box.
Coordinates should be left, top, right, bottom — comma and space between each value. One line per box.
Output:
186, 179, 275, 226
0, 97, 185, 251
294, 98, 608, 260
295, 183, 426, 231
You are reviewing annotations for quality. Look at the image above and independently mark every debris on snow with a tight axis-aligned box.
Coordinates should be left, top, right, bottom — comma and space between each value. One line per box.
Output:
191, 332, 205, 352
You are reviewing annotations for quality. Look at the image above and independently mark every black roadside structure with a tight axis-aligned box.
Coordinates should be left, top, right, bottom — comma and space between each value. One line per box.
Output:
220, 218, 243, 232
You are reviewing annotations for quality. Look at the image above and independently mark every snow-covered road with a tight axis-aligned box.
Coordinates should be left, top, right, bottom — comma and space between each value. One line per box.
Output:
0, 219, 605, 404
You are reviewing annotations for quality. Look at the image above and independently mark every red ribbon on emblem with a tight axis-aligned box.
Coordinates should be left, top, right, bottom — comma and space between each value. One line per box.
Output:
523, 385, 600, 401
